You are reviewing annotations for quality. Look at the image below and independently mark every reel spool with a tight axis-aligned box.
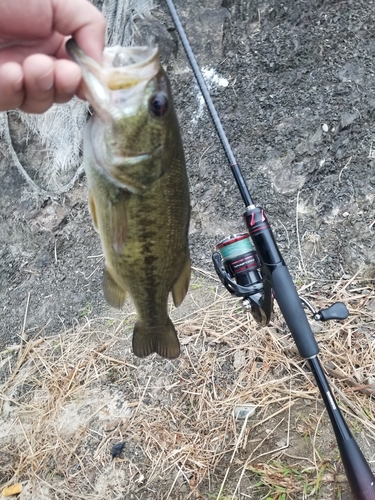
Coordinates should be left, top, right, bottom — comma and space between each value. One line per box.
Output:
215, 233, 262, 291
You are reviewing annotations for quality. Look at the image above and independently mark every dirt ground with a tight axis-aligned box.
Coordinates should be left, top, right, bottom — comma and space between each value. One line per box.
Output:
0, 0, 375, 499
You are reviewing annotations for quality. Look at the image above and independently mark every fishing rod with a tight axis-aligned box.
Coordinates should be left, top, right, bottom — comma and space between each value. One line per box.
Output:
165, 1, 375, 498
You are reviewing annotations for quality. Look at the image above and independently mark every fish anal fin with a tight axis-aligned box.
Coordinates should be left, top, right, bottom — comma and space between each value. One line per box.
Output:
109, 196, 128, 256
132, 318, 180, 359
103, 266, 126, 308
172, 254, 191, 307
88, 189, 99, 232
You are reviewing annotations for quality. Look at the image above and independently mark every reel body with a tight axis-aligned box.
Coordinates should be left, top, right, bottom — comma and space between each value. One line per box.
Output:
212, 232, 273, 326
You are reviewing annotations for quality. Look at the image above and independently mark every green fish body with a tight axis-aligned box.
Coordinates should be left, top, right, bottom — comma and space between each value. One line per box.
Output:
67, 41, 190, 359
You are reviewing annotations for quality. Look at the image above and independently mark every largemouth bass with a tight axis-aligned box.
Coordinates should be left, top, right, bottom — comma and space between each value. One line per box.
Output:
66, 40, 191, 359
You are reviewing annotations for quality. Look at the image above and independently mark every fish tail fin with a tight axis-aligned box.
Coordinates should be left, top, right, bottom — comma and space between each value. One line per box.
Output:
132, 318, 180, 359
155, 318, 180, 359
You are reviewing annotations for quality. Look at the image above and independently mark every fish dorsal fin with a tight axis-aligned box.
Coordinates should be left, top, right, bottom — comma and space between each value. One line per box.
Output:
109, 194, 128, 256
172, 254, 191, 307
103, 266, 127, 309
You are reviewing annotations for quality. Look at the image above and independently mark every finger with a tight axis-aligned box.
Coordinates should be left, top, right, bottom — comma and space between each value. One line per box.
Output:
53, 58, 81, 104
52, 0, 106, 62
0, 62, 24, 111
0, 0, 53, 40
0, 32, 66, 66
20, 54, 55, 113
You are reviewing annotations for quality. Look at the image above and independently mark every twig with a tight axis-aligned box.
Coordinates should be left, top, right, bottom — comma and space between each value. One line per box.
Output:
324, 363, 375, 397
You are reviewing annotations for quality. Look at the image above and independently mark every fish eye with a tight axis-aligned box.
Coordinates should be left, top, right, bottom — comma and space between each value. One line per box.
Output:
149, 92, 168, 117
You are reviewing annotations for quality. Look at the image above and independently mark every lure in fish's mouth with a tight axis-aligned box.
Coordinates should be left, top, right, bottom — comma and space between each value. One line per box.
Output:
66, 39, 160, 120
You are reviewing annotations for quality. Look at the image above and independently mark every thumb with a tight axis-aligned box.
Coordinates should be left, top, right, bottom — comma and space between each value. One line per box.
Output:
52, 0, 106, 62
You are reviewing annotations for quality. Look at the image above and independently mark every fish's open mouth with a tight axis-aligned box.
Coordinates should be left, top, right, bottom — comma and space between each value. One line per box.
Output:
66, 39, 160, 118
104, 47, 159, 70
104, 46, 160, 90
66, 40, 159, 91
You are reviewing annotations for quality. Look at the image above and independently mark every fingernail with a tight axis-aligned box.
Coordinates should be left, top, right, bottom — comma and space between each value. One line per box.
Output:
38, 71, 54, 91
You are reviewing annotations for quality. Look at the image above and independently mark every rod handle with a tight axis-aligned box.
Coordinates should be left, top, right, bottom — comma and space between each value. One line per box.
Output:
340, 437, 375, 500
245, 206, 319, 359
270, 264, 319, 358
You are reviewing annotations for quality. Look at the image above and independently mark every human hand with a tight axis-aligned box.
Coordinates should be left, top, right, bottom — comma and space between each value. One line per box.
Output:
0, 0, 106, 113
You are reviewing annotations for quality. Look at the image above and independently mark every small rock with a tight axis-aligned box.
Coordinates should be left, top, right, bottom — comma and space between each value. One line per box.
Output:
2, 484, 23, 497
233, 350, 246, 370
340, 111, 359, 130
275, 438, 288, 448
104, 418, 123, 432
110, 442, 125, 460
322, 123, 329, 132
311, 323, 323, 333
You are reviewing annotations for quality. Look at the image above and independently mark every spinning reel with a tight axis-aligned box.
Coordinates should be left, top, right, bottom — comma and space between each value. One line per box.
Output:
212, 233, 272, 326
213, 232, 349, 326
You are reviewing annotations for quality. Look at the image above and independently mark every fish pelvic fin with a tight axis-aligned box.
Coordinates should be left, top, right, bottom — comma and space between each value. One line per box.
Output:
172, 254, 191, 307
132, 318, 180, 359
109, 195, 128, 256
88, 189, 99, 232
103, 266, 127, 308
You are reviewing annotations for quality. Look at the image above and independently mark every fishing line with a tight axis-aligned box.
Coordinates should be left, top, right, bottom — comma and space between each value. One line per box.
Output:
216, 234, 254, 261
165, 0, 253, 208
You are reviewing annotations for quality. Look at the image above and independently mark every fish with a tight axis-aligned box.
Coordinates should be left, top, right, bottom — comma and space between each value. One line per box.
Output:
66, 39, 191, 359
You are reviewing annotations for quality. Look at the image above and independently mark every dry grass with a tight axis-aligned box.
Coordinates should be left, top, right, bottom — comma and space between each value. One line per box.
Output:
0, 273, 374, 499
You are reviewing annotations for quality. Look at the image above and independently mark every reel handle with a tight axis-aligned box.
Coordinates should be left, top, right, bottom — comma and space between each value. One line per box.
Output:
316, 302, 349, 321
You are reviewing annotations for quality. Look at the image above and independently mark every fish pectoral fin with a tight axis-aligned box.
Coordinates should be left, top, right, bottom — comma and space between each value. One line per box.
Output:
88, 189, 99, 232
109, 195, 128, 256
171, 254, 191, 307
103, 267, 127, 308
132, 318, 180, 359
